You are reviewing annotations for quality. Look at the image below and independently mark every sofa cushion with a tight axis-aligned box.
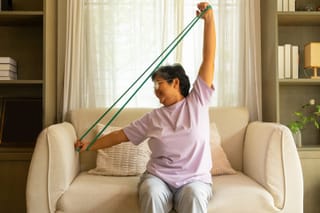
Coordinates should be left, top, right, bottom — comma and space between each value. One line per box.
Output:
56, 172, 275, 213
88, 124, 150, 176
210, 123, 236, 176
209, 173, 277, 212
56, 172, 141, 213
211, 143, 237, 175
209, 107, 249, 171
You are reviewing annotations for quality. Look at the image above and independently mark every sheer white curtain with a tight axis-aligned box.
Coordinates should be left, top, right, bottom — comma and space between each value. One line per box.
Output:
62, 0, 98, 120
59, 0, 262, 121
238, 0, 262, 121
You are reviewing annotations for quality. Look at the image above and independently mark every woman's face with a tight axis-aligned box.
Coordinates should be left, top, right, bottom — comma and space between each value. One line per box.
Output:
153, 76, 180, 106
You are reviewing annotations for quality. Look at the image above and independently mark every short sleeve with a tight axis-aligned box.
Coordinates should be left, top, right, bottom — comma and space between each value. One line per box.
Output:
123, 112, 151, 145
188, 76, 214, 106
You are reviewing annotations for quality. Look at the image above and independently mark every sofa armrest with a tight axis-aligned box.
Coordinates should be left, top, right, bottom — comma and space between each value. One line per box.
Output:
243, 121, 303, 212
26, 122, 79, 213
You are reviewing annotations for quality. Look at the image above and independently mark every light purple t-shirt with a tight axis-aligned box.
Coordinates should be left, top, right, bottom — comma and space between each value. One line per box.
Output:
123, 76, 213, 188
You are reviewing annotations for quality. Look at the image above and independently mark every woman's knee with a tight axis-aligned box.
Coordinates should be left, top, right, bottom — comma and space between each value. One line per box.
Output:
174, 182, 212, 212
138, 177, 173, 213
179, 182, 211, 199
139, 175, 172, 203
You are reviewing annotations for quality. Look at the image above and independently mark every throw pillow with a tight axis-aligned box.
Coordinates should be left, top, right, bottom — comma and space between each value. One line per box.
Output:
88, 124, 151, 176
210, 123, 237, 176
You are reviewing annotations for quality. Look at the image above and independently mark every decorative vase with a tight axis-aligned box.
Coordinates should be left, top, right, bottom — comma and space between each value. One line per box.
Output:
292, 130, 302, 148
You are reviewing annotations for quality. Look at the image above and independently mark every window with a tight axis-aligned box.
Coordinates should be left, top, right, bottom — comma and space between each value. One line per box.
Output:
84, 0, 240, 108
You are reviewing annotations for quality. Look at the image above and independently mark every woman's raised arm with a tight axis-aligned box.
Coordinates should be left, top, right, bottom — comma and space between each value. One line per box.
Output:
197, 2, 216, 87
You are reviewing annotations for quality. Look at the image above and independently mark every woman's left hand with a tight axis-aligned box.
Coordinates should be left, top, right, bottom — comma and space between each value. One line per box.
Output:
196, 2, 213, 20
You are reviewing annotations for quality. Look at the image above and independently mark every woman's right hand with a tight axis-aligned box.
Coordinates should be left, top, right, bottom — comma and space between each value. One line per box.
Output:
74, 139, 90, 152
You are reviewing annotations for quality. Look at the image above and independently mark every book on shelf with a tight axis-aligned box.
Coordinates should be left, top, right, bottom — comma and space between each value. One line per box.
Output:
0, 63, 16, 72
0, 76, 16, 80
0, 57, 17, 79
278, 45, 285, 79
284, 44, 291, 79
277, 0, 295, 12
288, 0, 295, 11
0, 70, 17, 79
278, 44, 300, 80
277, 0, 283, 11
283, 0, 289, 11
291, 45, 299, 79
0, 57, 17, 66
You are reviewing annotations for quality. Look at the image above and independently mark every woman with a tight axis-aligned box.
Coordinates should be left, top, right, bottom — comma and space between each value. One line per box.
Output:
75, 2, 216, 212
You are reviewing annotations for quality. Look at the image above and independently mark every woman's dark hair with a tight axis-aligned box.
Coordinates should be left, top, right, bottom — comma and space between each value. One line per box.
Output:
151, 63, 190, 97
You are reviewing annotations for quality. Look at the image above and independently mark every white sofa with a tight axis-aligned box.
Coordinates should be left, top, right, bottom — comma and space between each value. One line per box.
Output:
26, 107, 303, 213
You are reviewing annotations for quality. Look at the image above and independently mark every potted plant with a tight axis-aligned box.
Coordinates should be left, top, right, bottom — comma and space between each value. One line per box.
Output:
287, 99, 320, 147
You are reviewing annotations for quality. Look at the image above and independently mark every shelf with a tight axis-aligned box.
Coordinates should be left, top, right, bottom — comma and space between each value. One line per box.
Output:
278, 12, 320, 26
0, 147, 34, 153
0, 81, 43, 97
0, 147, 33, 161
0, 80, 43, 85
279, 79, 320, 85
262, 1, 320, 211
0, 11, 43, 26
298, 145, 320, 151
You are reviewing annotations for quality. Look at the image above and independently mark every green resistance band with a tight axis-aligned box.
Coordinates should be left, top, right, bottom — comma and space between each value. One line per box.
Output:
79, 10, 201, 142
79, 5, 212, 152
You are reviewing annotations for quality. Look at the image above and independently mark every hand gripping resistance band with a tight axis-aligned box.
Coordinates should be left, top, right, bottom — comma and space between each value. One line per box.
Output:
78, 5, 212, 151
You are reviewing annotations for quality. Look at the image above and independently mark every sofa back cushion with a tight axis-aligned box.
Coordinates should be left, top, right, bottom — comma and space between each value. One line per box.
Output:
209, 107, 249, 171
68, 107, 249, 172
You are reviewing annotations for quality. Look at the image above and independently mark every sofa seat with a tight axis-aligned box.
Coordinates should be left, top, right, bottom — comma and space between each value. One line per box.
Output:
56, 172, 140, 213
56, 171, 276, 213
209, 173, 277, 213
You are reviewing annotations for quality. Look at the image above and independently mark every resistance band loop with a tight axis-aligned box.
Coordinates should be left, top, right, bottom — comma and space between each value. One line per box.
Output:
83, 5, 211, 151
79, 14, 199, 142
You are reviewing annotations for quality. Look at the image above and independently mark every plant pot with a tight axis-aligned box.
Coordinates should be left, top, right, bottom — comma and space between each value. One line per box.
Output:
292, 130, 302, 148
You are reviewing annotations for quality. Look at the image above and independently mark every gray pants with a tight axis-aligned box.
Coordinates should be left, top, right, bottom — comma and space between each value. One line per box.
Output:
138, 172, 213, 213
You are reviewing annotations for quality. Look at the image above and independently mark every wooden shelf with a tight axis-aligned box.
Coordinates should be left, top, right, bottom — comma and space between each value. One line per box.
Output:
298, 145, 320, 151
278, 12, 320, 26
279, 79, 320, 85
0, 1, 57, 212
0, 11, 43, 26
0, 81, 43, 97
0, 147, 33, 161
262, 1, 320, 212
0, 80, 43, 85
